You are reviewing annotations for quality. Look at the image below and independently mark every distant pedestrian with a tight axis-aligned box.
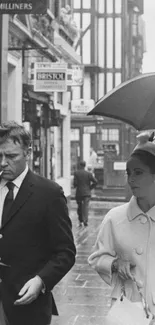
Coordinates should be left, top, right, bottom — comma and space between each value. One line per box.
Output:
73, 160, 98, 227
88, 147, 97, 172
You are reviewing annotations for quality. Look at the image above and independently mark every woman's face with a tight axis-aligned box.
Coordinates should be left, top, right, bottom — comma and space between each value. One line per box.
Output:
126, 156, 155, 198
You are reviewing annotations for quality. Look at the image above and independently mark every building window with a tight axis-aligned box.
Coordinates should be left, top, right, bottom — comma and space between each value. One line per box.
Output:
82, 29, 91, 64
115, 73, 121, 86
107, 18, 113, 68
57, 120, 63, 178
98, 18, 104, 67
115, 18, 122, 68
102, 128, 119, 141
82, 13, 91, 31
109, 129, 119, 141
102, 129, 108, 141
107, 73, 113, 92
73, 0, 81, 9
98, 0, 105, 13
73, 13, 81, 29
71, 128, 80, 141
98, 73, 105, 99
115, 0, 122, 13
107, 0, 113, 13
57, 92, 63, 104
83, 0, 91, 9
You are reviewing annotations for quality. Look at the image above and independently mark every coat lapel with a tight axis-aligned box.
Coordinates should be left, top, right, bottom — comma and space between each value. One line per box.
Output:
1, 170, 34, 229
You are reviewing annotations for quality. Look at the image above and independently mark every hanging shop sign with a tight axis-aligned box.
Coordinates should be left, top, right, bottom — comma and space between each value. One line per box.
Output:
34, 62, 67, 92
67, 65, 84, 86
0, 0, 47, 14
71, 99, 95, 114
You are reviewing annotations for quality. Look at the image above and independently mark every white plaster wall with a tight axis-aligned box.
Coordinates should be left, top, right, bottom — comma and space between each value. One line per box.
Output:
8, 53, 22, 123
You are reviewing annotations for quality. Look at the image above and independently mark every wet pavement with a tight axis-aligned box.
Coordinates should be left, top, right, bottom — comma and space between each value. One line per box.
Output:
51, 200, 123, 325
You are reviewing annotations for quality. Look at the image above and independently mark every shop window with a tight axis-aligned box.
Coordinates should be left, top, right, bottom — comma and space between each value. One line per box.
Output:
57, 92, 63, 104
71, 128, 80, 141
102, 129, 119, 141
57, 120, 63, 178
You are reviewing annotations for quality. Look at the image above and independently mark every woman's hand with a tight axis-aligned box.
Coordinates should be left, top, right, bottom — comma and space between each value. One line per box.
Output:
112, 258, 136, 280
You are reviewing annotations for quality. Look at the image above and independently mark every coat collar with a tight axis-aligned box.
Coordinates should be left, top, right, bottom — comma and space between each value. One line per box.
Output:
127, 196, 155, 222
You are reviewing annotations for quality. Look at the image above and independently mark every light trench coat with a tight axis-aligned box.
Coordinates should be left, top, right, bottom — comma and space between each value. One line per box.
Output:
88, 196, 155, 315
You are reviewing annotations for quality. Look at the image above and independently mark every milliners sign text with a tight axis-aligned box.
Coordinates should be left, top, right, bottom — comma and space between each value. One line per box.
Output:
0, 0, 47, 14
34, 62, 67, 92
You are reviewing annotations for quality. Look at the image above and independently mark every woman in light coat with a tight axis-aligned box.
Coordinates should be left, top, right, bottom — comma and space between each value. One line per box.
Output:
88, 132, 155, 317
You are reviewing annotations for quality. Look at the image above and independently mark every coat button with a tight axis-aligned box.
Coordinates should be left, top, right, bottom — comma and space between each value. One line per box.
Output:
0, 234, 3, 239
140, 216, 147, 224
135, 247, 143, 255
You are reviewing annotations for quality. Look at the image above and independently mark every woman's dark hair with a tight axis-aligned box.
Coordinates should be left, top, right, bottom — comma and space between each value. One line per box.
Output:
130, 149, 155, 174
0, 121, 31, 149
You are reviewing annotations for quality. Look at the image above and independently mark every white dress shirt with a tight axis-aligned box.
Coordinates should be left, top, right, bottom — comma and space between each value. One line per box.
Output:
0, 165, 29, 227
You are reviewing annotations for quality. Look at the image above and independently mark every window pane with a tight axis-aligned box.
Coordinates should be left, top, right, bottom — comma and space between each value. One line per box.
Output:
82, 30, 91, 64
71, 128, 80, 141
98, 0, 105, 13
82, 13, 90, 31
115, 0, 122, 13
83, 0, 91, 8
73, 13, 81, 29
107, 18, 113, 68
83, 73, 91, 99
107, 73, 113, 92
98, 18, 104, 67
98, 73, 105, 99
102, 129, 108, 141
73, 0, 81, 9
115, 73, 121, 86
107, 0, 113, 13
108, 129, 119, 141
115, 18, 122, 68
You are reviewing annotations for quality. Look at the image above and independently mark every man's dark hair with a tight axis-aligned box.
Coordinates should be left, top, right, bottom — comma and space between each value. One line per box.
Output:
0, 121, 31, 149
79, 161, 86, 168
130, 149, 155, 174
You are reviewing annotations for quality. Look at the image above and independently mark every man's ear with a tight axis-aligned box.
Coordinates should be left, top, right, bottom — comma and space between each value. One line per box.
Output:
24, 147, 32, 160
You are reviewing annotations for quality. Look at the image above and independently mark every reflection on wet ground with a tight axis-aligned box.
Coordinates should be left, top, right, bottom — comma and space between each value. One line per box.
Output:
51, 200, 123, 325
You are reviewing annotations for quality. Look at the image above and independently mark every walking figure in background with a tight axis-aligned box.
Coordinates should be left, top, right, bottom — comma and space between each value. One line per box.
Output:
0, 121, 76, 325
88, 147, 98, 172
88, 131, 155, 321
74, 160, 97, 227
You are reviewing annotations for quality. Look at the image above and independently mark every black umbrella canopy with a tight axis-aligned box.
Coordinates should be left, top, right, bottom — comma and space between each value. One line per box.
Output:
88, 73, 155, 130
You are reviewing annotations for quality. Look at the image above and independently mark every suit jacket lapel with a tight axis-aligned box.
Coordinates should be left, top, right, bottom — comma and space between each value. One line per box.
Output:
1, 170, 34, 229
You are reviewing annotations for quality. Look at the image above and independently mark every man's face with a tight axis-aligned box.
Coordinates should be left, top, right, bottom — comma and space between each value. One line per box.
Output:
0, 139, 29, 181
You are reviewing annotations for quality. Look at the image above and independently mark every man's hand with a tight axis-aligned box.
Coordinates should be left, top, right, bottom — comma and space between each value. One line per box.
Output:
14, 276, 43, 305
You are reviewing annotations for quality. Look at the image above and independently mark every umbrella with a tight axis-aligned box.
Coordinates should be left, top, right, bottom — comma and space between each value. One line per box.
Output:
87, 73, 155, 130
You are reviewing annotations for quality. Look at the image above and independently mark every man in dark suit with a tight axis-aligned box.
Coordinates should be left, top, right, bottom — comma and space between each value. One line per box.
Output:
0, 121, 76, 325
73, 161, 98, 227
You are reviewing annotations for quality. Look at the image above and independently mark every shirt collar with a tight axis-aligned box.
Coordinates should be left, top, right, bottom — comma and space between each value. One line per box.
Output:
127, 196, 155, 222
0, 165, 29, 189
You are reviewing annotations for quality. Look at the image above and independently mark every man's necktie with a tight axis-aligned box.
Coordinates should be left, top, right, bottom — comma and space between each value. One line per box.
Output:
2, 182, 15, 226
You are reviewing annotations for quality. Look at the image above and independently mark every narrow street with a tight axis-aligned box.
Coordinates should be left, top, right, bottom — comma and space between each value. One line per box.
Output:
52, 200, 123, 325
